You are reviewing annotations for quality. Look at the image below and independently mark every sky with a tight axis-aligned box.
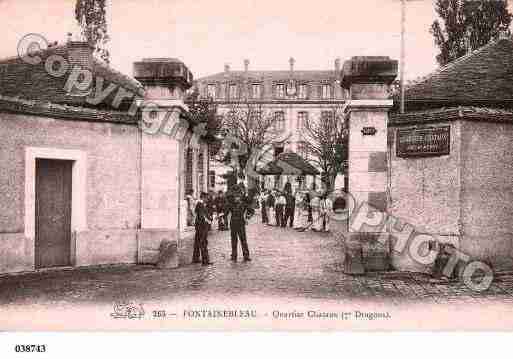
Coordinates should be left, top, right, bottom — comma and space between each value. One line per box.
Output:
0, 0, 510, 81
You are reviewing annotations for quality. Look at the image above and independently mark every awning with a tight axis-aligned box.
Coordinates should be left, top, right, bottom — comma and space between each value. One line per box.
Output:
258, 151, 319, 176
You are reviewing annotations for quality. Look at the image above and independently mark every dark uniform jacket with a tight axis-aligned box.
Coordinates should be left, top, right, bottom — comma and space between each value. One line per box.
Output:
226, 198, 254, 226
194, 201, 211, 229
206, 197, 215, 217
267, 193, 275, 208
285, 193, 296, 210
215, 195, 225, 213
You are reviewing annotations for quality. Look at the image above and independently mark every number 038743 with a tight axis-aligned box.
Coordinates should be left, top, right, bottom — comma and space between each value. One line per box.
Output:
14, 344, 47, 353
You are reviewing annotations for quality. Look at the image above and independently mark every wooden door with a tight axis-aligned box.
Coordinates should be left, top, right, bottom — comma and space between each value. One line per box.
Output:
35, 159, 72, 269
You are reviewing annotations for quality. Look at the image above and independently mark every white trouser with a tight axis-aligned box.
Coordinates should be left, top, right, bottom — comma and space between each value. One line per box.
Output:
312, 210, 323, 231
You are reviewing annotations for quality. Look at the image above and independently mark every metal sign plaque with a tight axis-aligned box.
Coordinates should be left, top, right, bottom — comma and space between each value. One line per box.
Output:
361, 126, 377, 136
396, 125, 450, 157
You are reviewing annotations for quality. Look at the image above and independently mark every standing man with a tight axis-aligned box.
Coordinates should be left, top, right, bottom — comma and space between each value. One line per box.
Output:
267, 190, 275, 226
323, 193, 333, 232
284, 190, 296, 228
311, 192, 322, 232
276, 191, 287, 228
192, 192, 213, 266
259, 190, 268, 224
225, 191, 254, 262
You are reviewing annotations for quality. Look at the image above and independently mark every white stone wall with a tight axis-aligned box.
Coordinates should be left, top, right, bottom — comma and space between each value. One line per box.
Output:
0, 113, 141, 273
141, 132, 180, 230
389, 121, 462, 235
459, 120, 513, 271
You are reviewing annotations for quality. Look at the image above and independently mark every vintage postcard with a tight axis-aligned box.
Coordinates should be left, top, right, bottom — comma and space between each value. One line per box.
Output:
1, 0, 513, 335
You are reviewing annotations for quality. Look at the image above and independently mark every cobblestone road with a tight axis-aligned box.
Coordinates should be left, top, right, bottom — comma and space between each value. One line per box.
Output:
2, 221, 513, 307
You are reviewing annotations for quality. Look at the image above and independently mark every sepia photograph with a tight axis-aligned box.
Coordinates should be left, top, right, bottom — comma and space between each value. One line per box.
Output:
1, 0, 513, 343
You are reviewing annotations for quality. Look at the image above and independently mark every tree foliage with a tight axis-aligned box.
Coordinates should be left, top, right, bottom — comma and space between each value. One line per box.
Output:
431, 0, 512, 66
185, 89, 223, 143
75, 0, 110, 63
302, 104, 349, 191
217, 102, 290, 184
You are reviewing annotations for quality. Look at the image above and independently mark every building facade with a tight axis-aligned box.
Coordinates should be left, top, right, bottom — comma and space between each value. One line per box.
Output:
194, 58, 348, 191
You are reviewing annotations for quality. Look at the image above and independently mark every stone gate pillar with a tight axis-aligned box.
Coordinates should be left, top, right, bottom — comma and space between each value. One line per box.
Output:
340, 56, 398, 274
133, 58, 193, 266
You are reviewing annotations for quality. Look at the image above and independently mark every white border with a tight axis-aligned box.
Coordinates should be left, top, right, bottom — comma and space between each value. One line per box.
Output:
24, 147, 87, 240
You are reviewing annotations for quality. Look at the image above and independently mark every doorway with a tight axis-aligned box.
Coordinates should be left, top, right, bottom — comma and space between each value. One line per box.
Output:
35, 159, 72, 269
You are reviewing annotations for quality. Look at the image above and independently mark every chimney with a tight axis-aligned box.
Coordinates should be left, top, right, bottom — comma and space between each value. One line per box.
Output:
244, 59, 249, 72
67, 32, 73, 43
289, 57, 295, 72
67, 41, 94, 70
335, 57, 341, 73
224, 63, 230, 73
64, 41, 94, 96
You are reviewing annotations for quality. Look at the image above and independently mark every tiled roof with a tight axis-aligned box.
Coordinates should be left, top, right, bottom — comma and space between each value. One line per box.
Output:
92, 59, 144, 97
402, 38, 513, 109
196, 70, 338, 83
0, 42, 144, 111
390, 106, 513, 126
0, 94, 136, 124
258, 151, 319, 175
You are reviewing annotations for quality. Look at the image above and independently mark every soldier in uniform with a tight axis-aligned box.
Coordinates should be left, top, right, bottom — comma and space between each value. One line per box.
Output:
276, 191, 287, 227
284, 190, 296, 228
192, 192, 213, 266
259, 190, 269, 224
266, 190, 276, 226
225, 191, 254, 262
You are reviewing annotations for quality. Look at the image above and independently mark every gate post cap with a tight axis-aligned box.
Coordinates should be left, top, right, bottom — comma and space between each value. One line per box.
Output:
341, 56, 398, 89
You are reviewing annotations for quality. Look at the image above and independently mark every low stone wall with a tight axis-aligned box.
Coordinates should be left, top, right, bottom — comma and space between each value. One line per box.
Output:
0, 232, 34, 273
0, 228, 196, 274
75, 229, 138, 267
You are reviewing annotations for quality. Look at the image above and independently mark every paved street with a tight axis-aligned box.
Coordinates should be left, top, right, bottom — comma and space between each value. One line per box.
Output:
3, 221, 513, 308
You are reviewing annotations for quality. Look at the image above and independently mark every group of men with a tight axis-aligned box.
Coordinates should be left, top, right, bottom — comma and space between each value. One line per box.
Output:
259, 189, 296, 228
191, 183, 334, 267
192, 186, 254, 266
258, 184, 334, 232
